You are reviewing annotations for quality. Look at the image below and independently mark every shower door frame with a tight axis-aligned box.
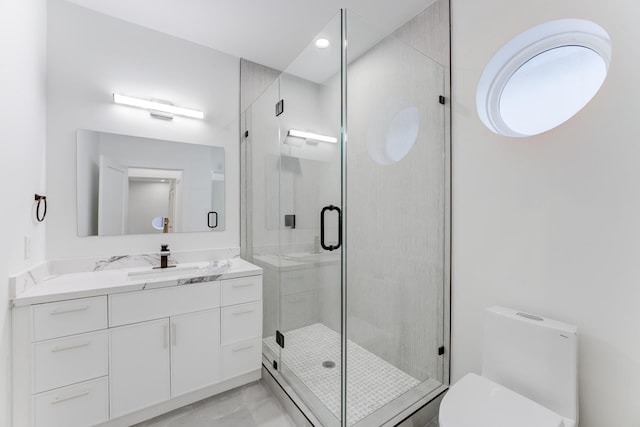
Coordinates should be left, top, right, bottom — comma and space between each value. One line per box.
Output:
339, 9, 348, 427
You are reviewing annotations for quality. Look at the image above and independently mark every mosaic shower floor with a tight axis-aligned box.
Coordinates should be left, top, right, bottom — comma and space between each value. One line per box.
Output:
264, 323, 421, 425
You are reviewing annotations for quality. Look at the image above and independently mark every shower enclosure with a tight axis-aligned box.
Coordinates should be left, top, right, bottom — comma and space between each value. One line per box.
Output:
241, 7, 450, 426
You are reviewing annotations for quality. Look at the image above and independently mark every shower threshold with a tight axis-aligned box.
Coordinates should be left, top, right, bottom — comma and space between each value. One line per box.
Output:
264, 323, 438, 426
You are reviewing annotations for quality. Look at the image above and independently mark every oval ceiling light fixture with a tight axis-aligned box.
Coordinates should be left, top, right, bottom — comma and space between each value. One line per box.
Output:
315, 38, 330, 49
476, 19, 611, 137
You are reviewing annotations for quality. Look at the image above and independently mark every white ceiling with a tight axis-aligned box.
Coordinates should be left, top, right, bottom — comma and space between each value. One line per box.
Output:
64, 0, 434, 71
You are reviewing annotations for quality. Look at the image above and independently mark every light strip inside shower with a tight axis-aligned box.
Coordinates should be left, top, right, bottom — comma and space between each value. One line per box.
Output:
288, 129, 338, 144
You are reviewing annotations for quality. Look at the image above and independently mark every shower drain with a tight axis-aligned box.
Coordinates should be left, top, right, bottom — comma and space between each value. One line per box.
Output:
322, 360, 336, 368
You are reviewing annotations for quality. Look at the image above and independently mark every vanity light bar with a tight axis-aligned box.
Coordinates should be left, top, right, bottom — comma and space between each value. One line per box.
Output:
113, 94, 205, 120
287, 129, 338, 144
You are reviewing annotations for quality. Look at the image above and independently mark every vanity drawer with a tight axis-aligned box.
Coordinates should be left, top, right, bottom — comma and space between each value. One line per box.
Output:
33, 376, 108, 427
33, 330, 108, 394
221, 301, 262, 345
221, 337, 262, 380
220, 275, 262, 306
109, 281, 220, 327
32, 296, 107, 342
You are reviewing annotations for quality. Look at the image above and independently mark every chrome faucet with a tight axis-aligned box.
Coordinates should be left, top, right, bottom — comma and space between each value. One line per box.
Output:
160, 244, 170, 268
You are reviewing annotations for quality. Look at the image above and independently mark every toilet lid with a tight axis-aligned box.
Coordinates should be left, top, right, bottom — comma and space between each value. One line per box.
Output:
439, 373, 564, 427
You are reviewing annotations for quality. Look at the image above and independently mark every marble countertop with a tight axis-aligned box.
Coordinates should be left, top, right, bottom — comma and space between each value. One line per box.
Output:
12, 258, 262, 307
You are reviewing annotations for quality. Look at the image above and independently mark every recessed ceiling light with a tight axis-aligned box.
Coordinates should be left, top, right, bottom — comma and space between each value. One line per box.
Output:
315, 38, 330, 49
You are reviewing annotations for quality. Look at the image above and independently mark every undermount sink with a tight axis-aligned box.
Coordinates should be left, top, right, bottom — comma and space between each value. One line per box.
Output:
127, 264, 205, 281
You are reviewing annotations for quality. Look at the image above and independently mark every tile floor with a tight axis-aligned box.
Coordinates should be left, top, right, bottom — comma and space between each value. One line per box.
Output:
264, 323, 421, 425
133, 380, 297, 427
133, 377, 440, 426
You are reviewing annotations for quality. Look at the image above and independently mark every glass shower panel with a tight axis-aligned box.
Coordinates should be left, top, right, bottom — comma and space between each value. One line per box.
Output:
245, 78, 283, 368
344, 10, 447, 426
276, 12, 343, 427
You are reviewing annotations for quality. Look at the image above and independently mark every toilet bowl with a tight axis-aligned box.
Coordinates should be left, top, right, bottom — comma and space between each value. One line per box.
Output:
439, 306, 578, 427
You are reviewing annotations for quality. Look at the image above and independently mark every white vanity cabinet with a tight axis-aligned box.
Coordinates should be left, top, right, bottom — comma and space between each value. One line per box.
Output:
12, 268, 263, 427
109, 309, 222, 416
108, 281, 222, 417
109, 312, 221, 416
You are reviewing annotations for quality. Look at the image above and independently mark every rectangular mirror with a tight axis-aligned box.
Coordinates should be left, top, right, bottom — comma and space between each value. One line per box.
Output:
77, 129, 225, 236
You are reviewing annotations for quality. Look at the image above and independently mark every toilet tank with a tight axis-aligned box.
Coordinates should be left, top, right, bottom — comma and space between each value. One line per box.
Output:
482, 306, 578, 422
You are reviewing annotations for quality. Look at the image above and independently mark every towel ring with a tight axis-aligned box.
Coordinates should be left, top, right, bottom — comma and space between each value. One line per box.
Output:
35, 194, 47, 222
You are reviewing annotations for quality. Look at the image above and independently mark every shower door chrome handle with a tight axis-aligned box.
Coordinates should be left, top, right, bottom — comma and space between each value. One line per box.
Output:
320, 205, 342, 251
207, 211, 218, 228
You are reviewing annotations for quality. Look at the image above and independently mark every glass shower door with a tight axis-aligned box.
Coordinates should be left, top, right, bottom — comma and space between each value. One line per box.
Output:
275, 12, 344, 426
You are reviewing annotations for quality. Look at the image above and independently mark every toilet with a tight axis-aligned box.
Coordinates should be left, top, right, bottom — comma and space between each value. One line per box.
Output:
439, 306, 578, 427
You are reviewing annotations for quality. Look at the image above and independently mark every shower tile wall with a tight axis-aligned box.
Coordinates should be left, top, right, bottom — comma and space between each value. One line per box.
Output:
240, 59, 281, 113
393, 0, 450, 67
281, 265, 319, 331
317, 260, 341, 333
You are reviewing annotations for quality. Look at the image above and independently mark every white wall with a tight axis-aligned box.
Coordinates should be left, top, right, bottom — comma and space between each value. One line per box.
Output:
0, 0, 47, 424
451, 0, 640, 425
47, 0, 240, 259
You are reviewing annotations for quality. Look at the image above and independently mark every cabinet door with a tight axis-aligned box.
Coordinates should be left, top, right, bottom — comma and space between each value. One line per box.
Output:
109, 319, 170, 418
171, 309, 221, 396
